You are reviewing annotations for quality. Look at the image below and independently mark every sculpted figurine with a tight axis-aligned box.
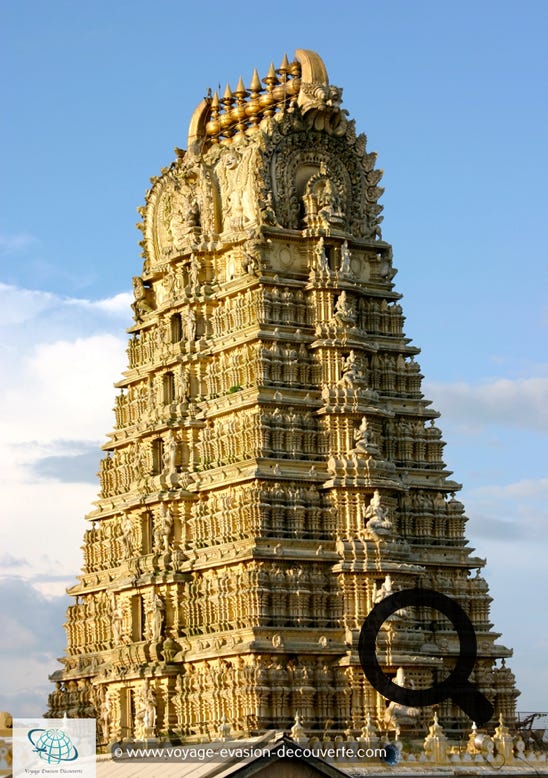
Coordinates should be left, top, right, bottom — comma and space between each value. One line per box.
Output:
303, 165, 345, 229
317, 176, 343, 226
121, 512, 134, 556
131, 276, 154, 321
188, 255, 200, 295
185, 308, 197, 342
159, 501, 173, 551
169, 182, 200, 250
148, 592, 165, 642
144, 682, 157, 729
164, 429, 179, 474
384, 668, 420, 731
339, 240, 352, 275
338, 350, 361, 386
314, 237, 329, 273
364, 490, 393, 541
98, 690, 111, 743
373, 573, 393, 603
110, 595, 124, 644
218, 144, 262, 231
243, 234, 263, 275
334, 290, 356, 325
179, 365, 190, 401
353, 417, 379, 456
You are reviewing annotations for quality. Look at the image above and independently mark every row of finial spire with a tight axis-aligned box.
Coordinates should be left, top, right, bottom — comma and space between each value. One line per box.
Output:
204, 55, 302, 142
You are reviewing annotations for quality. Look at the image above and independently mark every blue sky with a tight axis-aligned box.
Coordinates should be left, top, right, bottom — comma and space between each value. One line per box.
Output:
1, 0, 547, 717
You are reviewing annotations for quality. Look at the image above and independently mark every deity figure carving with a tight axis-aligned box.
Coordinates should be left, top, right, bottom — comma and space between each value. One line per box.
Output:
384, 668, 420, 732
148, 592, 165, 642
217, 144, 263, 231
188, 255, 200, 296
339, 240, 353, 276
184, 308, 196, 342
143, 684, 156, 729
98, 688, 111, 743
159, 502, 173, 551
373, 574, 393, 604
364, 490, 393, 541
353, 417, 379, 456
243, 233, 263, 276
135, 681, 157, 736
163, 264, 177, 301
110, 594, 124, 644
131, 276, 154, 322
179, 365, 190, 401
303, 165, 345, 230
314, 237, 329, 274
169, 180, 200, 250
121, 512, 134, 556
334, 291, 356, 325
164, 430, 179, 475
338, 350, 362, 387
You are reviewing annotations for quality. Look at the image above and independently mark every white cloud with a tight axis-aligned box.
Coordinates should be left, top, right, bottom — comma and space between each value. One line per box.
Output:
65, 290, 133, 315
0, 282, 132, 326
0, 283, 128, 445
0, 282, 58, 325
0, 282, 128, 586
2, 333, 126, 442
425, 376, 548, 431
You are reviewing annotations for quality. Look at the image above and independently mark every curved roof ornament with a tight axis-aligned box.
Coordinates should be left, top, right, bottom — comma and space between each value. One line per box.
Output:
187, 98, 211, 154
294, 49, 329, 86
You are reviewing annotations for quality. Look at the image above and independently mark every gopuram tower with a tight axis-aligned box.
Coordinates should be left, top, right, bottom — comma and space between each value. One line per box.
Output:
48, 50, 519, 743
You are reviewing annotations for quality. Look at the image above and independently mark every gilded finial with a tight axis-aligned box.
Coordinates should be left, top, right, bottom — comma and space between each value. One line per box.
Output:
247, 68, 263, 128
206, 91, 221, 141
234, 76, 247, 100
278, 53, 290, 83
220, 83, 235, 137
249, 68, 261, 94
263, 62, 278, 90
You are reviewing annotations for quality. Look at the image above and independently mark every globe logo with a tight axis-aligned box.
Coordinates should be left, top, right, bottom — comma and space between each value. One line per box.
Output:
381, 742, 401, 766
28, 728, 79, 765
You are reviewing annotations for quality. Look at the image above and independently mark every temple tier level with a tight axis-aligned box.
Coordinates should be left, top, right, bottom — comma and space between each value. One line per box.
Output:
47, 49, 519, 743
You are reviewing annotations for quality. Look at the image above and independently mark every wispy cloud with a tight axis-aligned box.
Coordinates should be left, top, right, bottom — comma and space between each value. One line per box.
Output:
0, 233, 39, 254
0, 282, 132, 326
28, 446, 99, 484
426, 376, 548, 431
0, 553, 27, 568
465, 478, 548, 543
66, 291, 132, 315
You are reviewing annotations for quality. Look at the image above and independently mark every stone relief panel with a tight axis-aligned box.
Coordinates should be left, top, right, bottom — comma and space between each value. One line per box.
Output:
141, 157, 213, 267
267, 119, 383, 239
267, 240, 307, 274
213, 142, 264, 233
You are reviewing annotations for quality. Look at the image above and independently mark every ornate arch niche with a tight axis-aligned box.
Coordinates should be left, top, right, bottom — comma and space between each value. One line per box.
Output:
270, 136, 363, 234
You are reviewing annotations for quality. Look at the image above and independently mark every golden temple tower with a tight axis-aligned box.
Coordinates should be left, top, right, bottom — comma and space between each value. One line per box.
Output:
47, 50, 519, 742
